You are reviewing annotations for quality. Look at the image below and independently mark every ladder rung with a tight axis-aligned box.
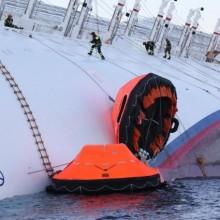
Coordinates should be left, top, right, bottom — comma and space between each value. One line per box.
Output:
35, 137, 42, 141
24, 111, 32, 115
30, 126, 38, 130
17, 97, 25, 101
30, 119, 37, 123
10, 83, 18, 87
40, 156, 49, 159
14, 90, 21, 94
46, 169, 54, 172
34, 132, 41, 136
27, 118, 35, 122
43, 162, 52, 166
38, 150, 46, 154
21, 104, 29, 108
38, 150, 47, 154
1, 63, 54, 178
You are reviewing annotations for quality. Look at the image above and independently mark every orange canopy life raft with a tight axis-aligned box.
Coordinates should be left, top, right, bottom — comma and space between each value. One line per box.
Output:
48, 73, 177, 194
47, 144, 162, 193
112, 73, 178, 159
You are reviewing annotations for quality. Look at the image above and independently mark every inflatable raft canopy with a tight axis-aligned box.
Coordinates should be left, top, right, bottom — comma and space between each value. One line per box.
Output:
48, 144, 162, 193
48, 73, 177, 194
112, 73, 178, 160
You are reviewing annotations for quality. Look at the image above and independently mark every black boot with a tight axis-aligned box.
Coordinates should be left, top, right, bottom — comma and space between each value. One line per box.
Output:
163, 55, 166, 58
88, 52, 92, 55
101, 55, 105, 60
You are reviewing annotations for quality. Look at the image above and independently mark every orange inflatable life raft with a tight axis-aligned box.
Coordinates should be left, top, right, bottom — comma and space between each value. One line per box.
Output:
112, 73, 178, 159
47, 144, 162, 193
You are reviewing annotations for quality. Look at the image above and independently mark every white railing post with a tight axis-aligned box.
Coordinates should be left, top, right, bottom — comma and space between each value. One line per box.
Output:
149, 0, 171, 42
71, 0, 93, 39
0, 0, 5, 19
124, 0, 141, 36
177, 9, 195, 52
156, 1, 176, 52
207, 18, 220, 52
182, 7, 203, 57
105, 0, 126, 44
61, 0, 79, 36
24, 0, 37, 18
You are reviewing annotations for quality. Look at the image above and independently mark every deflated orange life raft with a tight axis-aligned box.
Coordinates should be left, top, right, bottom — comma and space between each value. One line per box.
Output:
112, 73, 178, 159
48, 144, 162, 193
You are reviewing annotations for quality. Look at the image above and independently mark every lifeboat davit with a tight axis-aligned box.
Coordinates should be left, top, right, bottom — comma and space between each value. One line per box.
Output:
47, 144, 162, 193
112, 73, 178, 159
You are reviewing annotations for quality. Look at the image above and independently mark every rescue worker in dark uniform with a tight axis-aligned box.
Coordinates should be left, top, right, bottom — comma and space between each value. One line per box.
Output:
4, 14, 23, 29
88, 32, 105, 60
143, 41, 156, 55
163, 38, 171, 59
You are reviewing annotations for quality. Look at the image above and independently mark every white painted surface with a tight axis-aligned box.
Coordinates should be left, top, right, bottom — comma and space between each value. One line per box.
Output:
0, 27, 220, 200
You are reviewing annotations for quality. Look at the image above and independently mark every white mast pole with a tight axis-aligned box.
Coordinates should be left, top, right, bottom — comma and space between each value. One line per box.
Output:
156, 1, 176, 51
149, 0, 170, 41
105, 0, 126, 44
0, 0, 5, 18
124, 0, 141, 36
177, 9, 195, 51
182, 7, 203, 57
207, 18, 220, 52
0, 0, 4, 9
61, 0, 79, 36
71, 0, 92, 39
23, 0, 37, 18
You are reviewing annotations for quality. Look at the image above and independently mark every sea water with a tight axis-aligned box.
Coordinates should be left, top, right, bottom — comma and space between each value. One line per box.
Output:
1, 179, 220, 220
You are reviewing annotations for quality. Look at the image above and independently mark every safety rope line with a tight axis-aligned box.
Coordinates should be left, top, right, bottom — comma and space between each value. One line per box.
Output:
75, 40, 137, 76
193, 59, 220, 74
181, 58, 220, 83
0, 62, 54, 177
32, 36, 115, 103
115, 36, 220, 101
123, 36, 220, 91
33, 35, 137, 103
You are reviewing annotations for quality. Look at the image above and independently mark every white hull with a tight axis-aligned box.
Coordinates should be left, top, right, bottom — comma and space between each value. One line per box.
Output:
0, 28, 220, 200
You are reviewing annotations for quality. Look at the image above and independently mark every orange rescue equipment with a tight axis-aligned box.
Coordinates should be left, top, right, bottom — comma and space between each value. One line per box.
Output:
47, 144, 162, 193
112, 73, 178, 159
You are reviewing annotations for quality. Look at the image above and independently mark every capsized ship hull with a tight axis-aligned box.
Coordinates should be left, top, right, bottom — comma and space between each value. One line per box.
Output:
0, 28, 220, 200
150, 110, 220, 180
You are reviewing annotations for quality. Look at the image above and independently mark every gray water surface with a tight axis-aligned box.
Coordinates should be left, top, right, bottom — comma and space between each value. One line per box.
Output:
1, 179, 220, 220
